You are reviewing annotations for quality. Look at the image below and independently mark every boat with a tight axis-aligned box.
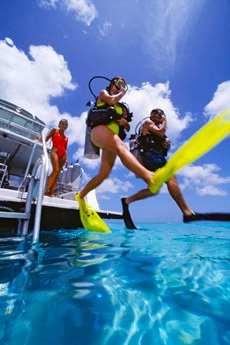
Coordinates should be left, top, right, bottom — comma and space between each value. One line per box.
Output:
0, 99, 123, 242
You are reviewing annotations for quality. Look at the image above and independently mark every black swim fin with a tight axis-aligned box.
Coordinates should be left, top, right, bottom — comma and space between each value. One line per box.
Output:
183, 212, 230, 223
121, 198, 137, 229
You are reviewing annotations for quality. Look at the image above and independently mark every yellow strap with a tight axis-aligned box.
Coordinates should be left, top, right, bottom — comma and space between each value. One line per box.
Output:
149, 109, 230, 194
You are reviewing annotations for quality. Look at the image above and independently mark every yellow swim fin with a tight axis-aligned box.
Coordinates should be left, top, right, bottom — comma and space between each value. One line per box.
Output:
75, 193, 111, 233
149, 109, 230, 194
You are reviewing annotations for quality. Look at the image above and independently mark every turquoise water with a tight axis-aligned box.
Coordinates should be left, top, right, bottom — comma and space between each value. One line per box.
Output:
0, 221, 229, 345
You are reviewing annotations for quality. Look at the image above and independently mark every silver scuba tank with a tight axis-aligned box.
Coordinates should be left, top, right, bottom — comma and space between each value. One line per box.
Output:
129, 135, 143, 165
84, 125, 100, 159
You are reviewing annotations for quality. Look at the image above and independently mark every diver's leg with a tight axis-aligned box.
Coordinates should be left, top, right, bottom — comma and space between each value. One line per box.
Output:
166, 175, 194, 216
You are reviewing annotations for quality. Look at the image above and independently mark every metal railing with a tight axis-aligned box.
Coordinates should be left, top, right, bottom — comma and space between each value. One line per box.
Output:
30, 131, 49, 243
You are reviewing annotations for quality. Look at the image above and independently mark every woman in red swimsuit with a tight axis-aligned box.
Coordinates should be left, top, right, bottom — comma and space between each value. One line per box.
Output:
45, 119, 68, 197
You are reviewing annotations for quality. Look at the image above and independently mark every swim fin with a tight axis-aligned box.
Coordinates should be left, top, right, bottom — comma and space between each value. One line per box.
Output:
149, 109, 230, 194
75, 193, 111, 233
121, 198, 137, 229
183, 212, 230, 223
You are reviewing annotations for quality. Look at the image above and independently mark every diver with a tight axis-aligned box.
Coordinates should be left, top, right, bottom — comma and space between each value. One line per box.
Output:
75, 76, 157, 222
122, 108, 196, 229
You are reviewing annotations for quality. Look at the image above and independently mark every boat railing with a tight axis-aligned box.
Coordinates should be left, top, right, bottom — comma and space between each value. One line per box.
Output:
29, 133, 49, 242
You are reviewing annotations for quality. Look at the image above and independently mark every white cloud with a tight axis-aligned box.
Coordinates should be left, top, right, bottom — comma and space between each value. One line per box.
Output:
204, 81, 230, 119
38, 0, 97, 25
98, 20, 112, 37
178, 164, 230, 196
0, 38, 77, 136
38, 0, 59, 7
124, 81, 192, 142
143, 0, 206, 73
65, 0, 97, 26
96, 177, 133, 200
196, 185, 227, 196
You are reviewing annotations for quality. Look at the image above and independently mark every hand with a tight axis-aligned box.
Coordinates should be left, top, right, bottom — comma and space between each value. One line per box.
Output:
117, 117, 127, 126
117, 118, 130, 131
119, 87, 127, 96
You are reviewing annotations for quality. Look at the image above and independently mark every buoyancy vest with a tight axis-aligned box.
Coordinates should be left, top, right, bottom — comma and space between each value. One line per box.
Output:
138, 132, 169, 156
87, 101, 124, 136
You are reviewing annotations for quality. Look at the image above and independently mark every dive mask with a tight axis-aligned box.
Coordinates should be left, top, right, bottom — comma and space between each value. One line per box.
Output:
114, 78, 128, 91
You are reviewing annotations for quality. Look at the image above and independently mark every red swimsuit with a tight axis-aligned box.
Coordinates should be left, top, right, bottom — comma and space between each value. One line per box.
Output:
52, 130, 68, 159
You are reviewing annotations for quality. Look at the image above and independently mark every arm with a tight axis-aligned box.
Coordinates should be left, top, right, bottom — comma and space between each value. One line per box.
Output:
65, 152, 68, 166
142, 118, 167, 137
45, 128, 56, 142
36, 128, 55, 142
65, 138, 68, 165
97, 88, 126, 106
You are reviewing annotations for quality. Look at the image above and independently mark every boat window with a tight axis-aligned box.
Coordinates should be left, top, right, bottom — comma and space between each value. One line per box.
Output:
0, 108, 13, 121
0, 107, 44, 137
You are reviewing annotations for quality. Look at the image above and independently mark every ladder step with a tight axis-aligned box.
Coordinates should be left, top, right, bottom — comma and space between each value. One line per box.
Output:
0, 211, 30, 219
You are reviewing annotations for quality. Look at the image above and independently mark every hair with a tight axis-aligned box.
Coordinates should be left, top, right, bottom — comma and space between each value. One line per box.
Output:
59, 119, 68, 126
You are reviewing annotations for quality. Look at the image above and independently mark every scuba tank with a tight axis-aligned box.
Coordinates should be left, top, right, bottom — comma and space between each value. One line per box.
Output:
84, 125, 100, 159
66, 164, 73, 184
71, 162, 81, 183
129, 134, 143, 165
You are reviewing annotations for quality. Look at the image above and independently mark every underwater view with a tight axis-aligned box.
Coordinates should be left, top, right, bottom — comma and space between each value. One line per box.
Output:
0, 221, 229, 345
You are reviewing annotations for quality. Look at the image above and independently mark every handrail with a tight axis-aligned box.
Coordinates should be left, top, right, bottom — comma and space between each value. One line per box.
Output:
32, 130, 49, 243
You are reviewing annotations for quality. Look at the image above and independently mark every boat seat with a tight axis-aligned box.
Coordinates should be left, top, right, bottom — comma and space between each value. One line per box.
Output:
0, 152, 10, 188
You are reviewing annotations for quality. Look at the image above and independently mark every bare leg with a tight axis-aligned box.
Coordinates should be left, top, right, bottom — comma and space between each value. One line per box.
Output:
79, 126, 154, 200
123, 175, 194, 216
121, 188, 154, 229
166, 175, 194, 216
91, 126, 153, 183
80, 149, 116, 198
49, 153, 67, 195
46, 151, 59, 196
125, 189, 154, 204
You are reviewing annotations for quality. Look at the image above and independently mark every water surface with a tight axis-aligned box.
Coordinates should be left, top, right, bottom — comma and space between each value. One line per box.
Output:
0, 221, 229, 345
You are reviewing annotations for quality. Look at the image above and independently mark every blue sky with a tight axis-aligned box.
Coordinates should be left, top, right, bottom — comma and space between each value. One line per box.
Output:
0, 0, 229, 223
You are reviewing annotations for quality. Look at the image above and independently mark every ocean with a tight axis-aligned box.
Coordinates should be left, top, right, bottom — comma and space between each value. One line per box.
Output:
0, 221, 229, 345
